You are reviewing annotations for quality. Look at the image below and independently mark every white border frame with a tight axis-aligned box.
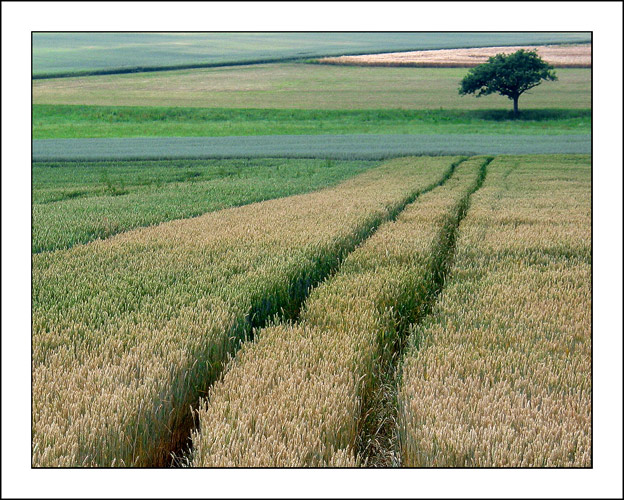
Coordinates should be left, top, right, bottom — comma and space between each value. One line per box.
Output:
2, 2, 622, 498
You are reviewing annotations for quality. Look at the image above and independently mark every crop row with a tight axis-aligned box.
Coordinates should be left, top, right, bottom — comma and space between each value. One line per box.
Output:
398, 154, 591, 466
32, 156, 456, 467
189, 156, 488, 467
32, 158, 375, 253
32, 134, 591, 163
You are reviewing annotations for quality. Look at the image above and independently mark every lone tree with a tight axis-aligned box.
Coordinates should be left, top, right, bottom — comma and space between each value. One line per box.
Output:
459, 49, 557, 116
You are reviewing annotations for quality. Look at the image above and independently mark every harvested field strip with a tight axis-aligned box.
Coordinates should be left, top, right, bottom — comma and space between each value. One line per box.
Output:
32, 158, 376, 253
32, 156, 455, 467
32, 134, 591, 162
398, 154, 591, 467
190, 157, 488, 467
316, 44, 591, 68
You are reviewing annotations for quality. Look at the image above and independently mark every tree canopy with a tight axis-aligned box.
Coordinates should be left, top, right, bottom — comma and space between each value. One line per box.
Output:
459, 49, 557, 115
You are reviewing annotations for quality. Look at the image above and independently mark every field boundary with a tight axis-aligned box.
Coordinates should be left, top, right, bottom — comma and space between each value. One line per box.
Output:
32, 159, 380, 253
32, 57, 306, 80
32, 105, 592, 140
311, 60, 591, 69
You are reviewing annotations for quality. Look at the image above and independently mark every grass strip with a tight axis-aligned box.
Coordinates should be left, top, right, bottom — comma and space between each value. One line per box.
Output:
189, 156, 487, 467
397, 154, 591, 467
33, 105, 591, 139
32, 156, 454, 467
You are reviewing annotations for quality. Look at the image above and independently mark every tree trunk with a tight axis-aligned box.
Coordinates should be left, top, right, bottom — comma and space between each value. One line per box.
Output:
513, 95, 519, 117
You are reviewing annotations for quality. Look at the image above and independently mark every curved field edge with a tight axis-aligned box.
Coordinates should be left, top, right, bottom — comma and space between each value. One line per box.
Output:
33, 33, 590, 79
32, 158, 377, 253
32, 156, 457, 467
32, 134, 591, 162
397, 154, 591, 467
32, 105, 591, 139
189, 157, 488, 467
33, 56, 306, 80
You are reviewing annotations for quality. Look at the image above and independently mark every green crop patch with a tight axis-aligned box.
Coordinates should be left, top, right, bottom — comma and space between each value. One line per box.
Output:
32, 158, 377, 253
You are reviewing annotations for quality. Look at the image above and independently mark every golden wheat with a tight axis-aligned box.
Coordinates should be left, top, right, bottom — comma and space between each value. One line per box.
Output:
398, 154, 591, 467
32, 156, 454, 467
190, 157, 486, 467
317, 45, 591, 68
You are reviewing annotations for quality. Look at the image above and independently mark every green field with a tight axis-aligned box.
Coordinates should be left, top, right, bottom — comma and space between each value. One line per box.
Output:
33, 63, 590, 142
33, 105, 591, 139
32, 158, 375, 253
33, 64, 590, 110
33, 32, 590, 78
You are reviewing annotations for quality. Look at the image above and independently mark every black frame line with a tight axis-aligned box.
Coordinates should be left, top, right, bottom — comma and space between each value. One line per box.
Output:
30, 29, 593, 471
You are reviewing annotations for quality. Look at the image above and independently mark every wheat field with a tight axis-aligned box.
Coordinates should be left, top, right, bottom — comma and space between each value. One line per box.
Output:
32, 157, 453, 467
317, 44, 591, 68
398, 155, 591, 467
190, 157, 489, 466
32, 154, 591, 468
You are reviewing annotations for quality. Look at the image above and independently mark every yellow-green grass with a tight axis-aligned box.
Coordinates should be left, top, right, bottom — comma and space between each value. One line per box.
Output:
190, 157, 487, 467
398, 154, 591, 467
32, 156, 454, 467
32, 64, 590, 110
